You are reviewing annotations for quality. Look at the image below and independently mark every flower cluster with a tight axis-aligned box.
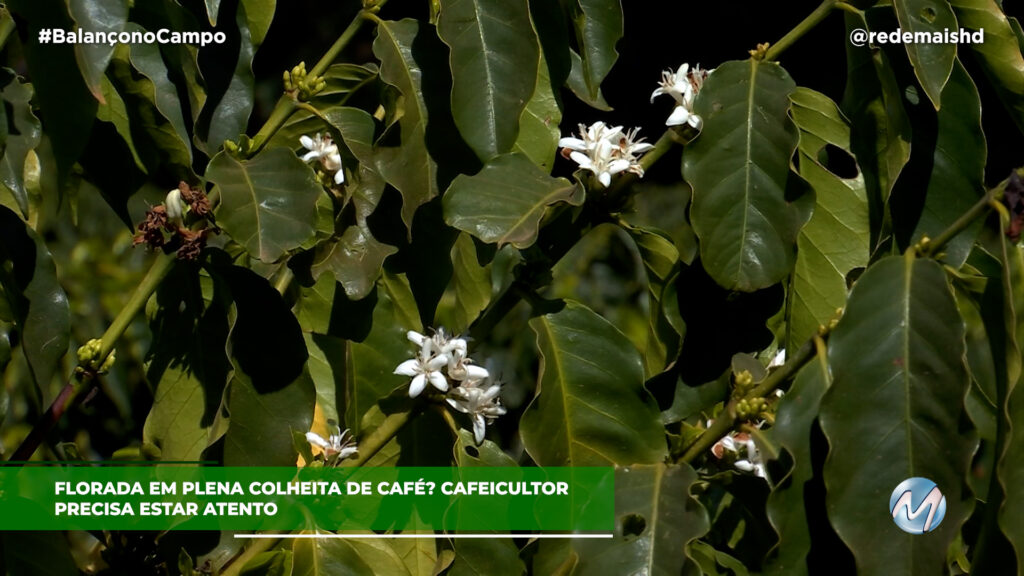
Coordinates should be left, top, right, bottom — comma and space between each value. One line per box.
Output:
651, 63, 713, 129
300, 132, 345, 185
710, 427, 766, 479
558, 122, 653, 188
305, 422, 358, 465
133, 182, 215, 261
394, 328, 506, 444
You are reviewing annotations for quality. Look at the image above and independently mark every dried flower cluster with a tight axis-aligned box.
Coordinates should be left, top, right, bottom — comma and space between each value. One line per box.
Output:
394, 328, 506, 444
133, 182, 215, 261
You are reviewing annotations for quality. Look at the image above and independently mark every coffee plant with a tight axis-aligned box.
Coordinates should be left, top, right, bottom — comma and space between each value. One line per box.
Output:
0, 0, 1022, 574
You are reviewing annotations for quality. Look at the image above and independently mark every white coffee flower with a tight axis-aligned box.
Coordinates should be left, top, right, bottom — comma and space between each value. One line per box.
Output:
446, 379, 507, 444
164, 187, 187, 221
613, 128, 655, 177
300, 132, 345, 185
558, 121, 623, 154
305, 425, 358, 461
394, 348, 450, 397
709, 429, 766, 479
559, 122, 653, 187
651, 63, 712, 130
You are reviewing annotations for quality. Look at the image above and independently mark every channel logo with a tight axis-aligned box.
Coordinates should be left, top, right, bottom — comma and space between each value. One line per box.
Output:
889, 477, 946, 534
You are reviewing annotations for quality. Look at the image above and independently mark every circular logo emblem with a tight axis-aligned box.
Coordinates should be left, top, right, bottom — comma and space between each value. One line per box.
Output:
889, 477, 946, 534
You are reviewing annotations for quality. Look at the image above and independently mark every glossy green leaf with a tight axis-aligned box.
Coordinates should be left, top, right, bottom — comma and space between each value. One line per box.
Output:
787, 87, 869, 347
0, 206, 70, 390
311, 224, 397, 301
562, 0, 623, 109
819, 253, 974, 575
204, 0, 222, 25
443, 153, 578, 248
0, 73, 42, 217
345, 275, 422, 434
764, 350, 830, 576
521, 301, 667, 466
448, 233, 491, 333
208, 148, 323, 262
372, 19, 440, 230
304, 332, 345, 427
223, 363, 315, 467
242, 0, 275, 47
904, 61, 986, 267
197, 4, 255, 152
7, 0, 96, 182
684, 59, 811, 292
514, 51, 562, 172
108, 28, 194, 172
950, 0, 1024, 132
97, 75, 146, 172
240, 550, 293, 576
293, 536, 410, 576
892, 0, 957, 109
623, 224, 684, 377
393, 519, 437, 576
996, 236, 1024, 570
143, 268, 231, 461
841, 11, 911, 231
68, 0, 127, 102
437, 0, 539, 161
453, 429, 517, 467
448, 538, 525, 576
541, 464, 709, 576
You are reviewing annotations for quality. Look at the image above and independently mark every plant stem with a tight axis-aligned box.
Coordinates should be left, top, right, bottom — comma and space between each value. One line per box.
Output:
678, 334, 820, 464
922, 188, 1000, 258
340, 405, 421, 468
763, 0, 838, 61
247, 1, 386, 155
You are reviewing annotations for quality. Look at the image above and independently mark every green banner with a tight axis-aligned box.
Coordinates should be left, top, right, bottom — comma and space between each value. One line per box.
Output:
0, 466, 613, 532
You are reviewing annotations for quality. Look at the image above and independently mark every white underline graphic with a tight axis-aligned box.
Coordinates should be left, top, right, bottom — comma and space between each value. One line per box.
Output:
234, 533, 614, 539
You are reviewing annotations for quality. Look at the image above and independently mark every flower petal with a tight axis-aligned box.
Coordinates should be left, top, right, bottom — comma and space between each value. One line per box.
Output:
569, 151, 592, 169
428, 370, 449, 392
301, 151, 319, 162
472, 415, 486, 445
409, 374, 427, 397
338, 446, 358, 460
598, 171, 612, 188
300, 135, 314, 150
427, 353, 450, 371
666, 106, 690, 126
305, 432, 330, 450
558, 137, 588, 151
334, 169, 345, 185
394, 359, 421, 377
464, 364, 489, 380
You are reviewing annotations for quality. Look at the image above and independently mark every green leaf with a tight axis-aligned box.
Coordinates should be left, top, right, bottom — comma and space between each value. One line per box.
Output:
764, 350, 830, 576
392, 513, 438, 576
904, 61, 986, 268
0, 72, 42, 217
521, 301, 667, 466
818, 253, 975, 575
345, 276, 422, 434
223, 364, 315, 467
203, 0, 222, 25
949, 0, 1024, 132
514, 51, 562, 172
787, 87, 869, 347
454, 428, 517, 467
7, 0, 97, 182
996, 236, 1024, 569
267, 65, 380, 150
448, 233, 491, 333
208, 148, 323, 262
108, 27, 195, 172
67, 0, 127, 102
372, 19, 441, 230
539, 464, 709, 576
241, 0, 275, 47
240, 550, 293, 576
683, 59, 811, 292
143, 267, 231, 461
448, 538, 525, 576
841, 11, 911, 235
0, 206, 70, 390
893, 0, 958, 108
311, 224, 397, 301
443, 153, 578, 248
293, 536, 410, 576
197, 3, 255, 152
437, 0, 539, 161
96, 75, 146, 172
562, 0, 623, 109
622, 224, 684, 377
